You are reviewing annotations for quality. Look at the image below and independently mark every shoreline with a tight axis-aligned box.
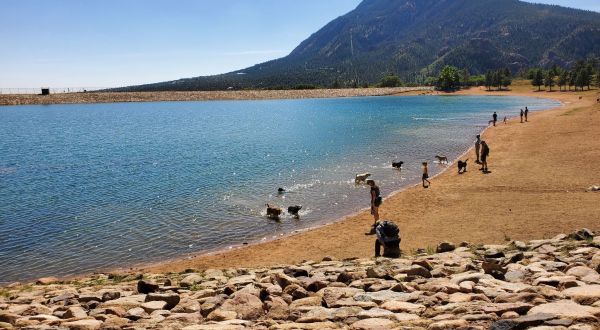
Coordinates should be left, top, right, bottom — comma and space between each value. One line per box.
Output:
138, 84, 600, 275
0, 87, 431, 106
129, 92, 556, 270
4, 84, 599, 285
72, 92, 559, 280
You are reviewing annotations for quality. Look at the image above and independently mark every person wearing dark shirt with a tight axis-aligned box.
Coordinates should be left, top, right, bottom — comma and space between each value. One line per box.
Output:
367, 179, 382, 231
480, 141, 490, 172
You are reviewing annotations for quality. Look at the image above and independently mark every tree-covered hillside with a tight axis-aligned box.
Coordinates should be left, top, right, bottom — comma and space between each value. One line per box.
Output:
116, 0, 600, 91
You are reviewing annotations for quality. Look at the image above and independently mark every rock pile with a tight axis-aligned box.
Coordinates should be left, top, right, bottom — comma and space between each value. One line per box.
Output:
1, 229, 600, 329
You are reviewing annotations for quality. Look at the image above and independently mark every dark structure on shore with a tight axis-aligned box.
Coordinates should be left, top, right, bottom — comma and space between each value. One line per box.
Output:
41, 88, 50, 96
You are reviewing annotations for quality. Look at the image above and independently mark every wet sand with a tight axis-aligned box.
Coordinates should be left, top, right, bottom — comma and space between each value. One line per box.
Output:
142, 82, 600, 274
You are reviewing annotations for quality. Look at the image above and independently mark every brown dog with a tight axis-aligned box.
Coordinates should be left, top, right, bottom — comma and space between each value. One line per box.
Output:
266, 204, 282, 220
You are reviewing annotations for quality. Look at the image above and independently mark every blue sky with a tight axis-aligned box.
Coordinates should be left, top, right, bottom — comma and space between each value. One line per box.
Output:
0, 0, 598, 88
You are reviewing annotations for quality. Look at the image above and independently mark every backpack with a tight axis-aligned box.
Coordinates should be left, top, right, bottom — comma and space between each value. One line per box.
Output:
377, 220, 400, 244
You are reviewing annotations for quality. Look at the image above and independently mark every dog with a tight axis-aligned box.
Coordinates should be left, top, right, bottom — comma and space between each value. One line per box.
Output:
392, 161, 404, 170
277, 188, 285, 193
287, 205, 302, 217
266, 204, 282, 220
435, 155, 448, 164
457, 159, 468, 174
355, 173, 371, 184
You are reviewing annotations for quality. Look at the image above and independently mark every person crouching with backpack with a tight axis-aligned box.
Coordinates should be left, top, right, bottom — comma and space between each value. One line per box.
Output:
375, 220, 401, 258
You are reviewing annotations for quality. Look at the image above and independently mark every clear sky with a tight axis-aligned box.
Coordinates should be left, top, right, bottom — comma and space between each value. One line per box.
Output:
0, 0, 598, 89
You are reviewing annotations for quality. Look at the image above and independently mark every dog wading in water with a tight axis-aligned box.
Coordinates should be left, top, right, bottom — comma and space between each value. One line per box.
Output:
367, 179, 382, 233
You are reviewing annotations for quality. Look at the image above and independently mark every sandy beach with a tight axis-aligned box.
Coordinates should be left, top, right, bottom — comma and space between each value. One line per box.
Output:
138, 82, 600, 274
0, 87, 430, 106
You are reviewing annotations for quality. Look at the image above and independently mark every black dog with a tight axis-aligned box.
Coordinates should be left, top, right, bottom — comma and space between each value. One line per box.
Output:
392, 161, 404, 169
278, 188, 286, 193
287, 205, 302, 217
457, 159, 468, 174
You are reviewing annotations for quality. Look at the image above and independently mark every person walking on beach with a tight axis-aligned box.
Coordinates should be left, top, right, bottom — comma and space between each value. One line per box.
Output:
367, 179, 382, 232
475, 135, 481, 164
524, 107, 529, 122
480, 141, 490, 173
422, 162, 431, 188
520, 109, 524, 123
492, 112, 498, 126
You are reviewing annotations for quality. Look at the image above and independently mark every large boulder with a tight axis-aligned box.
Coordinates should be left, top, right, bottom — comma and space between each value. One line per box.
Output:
145, 292, 181, 310
60, 319, 103, 330
350, 318, 397, 329
137, 280, 159, 294
218, 293, 264, 320
527, 300, 599, 321
563, 285, 600, 305
180, 274, 203, 287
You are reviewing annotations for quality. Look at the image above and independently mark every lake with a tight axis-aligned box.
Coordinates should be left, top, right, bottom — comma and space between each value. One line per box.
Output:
0, 95, 560, 283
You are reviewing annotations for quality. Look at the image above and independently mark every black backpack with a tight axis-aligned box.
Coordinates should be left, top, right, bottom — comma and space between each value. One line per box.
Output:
377, 220, 400, 243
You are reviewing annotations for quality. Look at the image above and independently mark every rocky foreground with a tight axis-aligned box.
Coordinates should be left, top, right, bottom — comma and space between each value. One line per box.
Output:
2, 229, 600, 330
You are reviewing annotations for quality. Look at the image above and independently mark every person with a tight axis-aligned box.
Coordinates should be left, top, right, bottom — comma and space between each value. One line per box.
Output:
524, 107, 529, 122
374, 220, 401, 258
503, 116, 507, 124
480, 141, 490, 172
492, 112, 498, 126
422, 162, 430, 188
367, 179, 382, 230
475, 135, 481, 164
520, 109, 524, 123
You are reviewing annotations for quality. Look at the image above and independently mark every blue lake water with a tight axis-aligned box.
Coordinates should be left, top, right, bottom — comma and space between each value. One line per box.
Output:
0, 95, 559, 283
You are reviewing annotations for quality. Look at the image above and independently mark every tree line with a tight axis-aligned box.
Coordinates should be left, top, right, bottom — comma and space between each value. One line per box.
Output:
528, 59, 599, 91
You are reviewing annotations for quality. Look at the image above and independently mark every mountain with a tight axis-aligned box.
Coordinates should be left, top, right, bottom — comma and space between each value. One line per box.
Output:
118, 0, 600, 91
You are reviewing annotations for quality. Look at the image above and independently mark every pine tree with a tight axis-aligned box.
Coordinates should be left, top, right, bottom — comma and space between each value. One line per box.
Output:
544, 71, 555, 91
558, 71, 568, 91
532, 69, 544, 91
485, 71, 493, 91
568, 70, 576, 91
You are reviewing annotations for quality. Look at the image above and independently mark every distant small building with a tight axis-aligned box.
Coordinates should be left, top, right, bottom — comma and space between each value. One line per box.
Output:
41, 88, 50, 95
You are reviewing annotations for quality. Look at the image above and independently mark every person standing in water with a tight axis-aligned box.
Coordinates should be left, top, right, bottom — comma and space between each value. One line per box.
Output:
492, 112, 498, 126
475, 135, 481, 164
524, 107, 529, 122
367, 179, 382, 232
422, 162, 431, 188
520, 109, 524, 123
